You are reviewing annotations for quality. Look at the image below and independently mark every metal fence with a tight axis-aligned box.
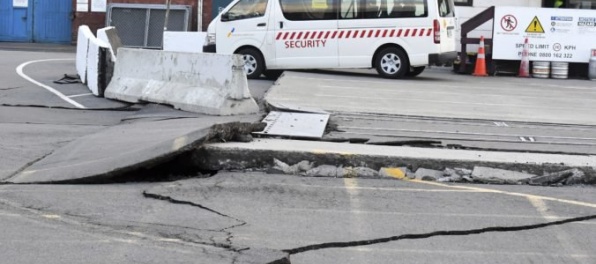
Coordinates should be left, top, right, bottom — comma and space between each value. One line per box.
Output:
106, 4, 191, 49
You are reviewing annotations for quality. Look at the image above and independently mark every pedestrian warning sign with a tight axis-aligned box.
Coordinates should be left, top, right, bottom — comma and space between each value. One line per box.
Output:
525, 16, 545, 33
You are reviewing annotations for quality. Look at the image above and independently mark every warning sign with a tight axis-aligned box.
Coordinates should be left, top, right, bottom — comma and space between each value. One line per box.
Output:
525, 16, 545, 33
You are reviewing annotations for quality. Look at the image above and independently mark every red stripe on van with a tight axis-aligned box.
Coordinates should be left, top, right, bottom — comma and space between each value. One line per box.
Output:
360, 30, 366, 38
352, 30, 358, 38
317, 31, 324, 39
397, 29, 403, 37
367, 30, 374, 38
382, 30, 388, 37
283, 32, 290, 40
404, 29, 410, 37
418, 28, 424, 36
276, 32, 283, 40
411, 29, 418, 37
374, 30, 380, 37
389, 29, 395, 37
331, 31, 338, 38
337, 31, 344, 38
427, 28, 432, 36
346, 31, 353, 38
324, 31, 331, 39
297, 32, 304, 39
289, 32, 296, 40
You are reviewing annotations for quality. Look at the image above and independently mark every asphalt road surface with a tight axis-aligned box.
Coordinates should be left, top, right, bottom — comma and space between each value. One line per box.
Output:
1, 47, 595, 263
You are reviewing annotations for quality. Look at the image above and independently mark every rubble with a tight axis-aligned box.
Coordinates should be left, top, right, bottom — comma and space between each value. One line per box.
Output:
265, 159, 595, 186
528, 169, 584, 186
471, 166, 536, 184
414, 168, 444, 181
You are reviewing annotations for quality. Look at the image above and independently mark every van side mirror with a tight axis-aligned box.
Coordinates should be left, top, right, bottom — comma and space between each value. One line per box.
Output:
221, 12, 230, 22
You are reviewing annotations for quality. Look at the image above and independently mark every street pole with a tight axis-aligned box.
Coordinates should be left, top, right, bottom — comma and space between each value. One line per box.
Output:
162, 0, 171, 48
164, 0, 171, 31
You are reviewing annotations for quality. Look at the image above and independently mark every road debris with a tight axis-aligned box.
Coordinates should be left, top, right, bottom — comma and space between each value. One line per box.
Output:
266, 159, 595, 186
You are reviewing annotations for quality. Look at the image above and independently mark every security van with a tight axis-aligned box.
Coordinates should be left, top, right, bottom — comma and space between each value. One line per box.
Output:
204, 0, 458, 79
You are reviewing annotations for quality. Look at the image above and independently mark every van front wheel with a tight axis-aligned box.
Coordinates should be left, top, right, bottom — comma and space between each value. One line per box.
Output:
375, 47, 409, 79
237, 48, 264, 79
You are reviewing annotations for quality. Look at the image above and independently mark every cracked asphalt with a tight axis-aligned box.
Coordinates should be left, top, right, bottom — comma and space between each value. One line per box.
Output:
1, 47, 596, 263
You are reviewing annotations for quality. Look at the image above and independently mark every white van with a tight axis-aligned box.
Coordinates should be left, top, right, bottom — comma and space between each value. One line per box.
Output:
204, 0, 457, 79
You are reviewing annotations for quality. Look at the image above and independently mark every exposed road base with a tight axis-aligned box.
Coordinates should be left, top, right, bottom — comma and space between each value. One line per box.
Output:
196, 139, 596, 184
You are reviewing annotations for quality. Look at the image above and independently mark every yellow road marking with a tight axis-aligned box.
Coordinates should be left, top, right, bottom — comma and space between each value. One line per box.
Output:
410, 180, 596, 209
42, 214, 61, 219
312, 149, 353, 156
172, 136, 187, 151
381, 167, 406, 180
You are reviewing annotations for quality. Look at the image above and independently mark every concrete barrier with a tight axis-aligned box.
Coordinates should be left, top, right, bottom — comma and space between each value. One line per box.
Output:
76, 25, 93, 84
104, 48, 259, 115
97, 27, 122, 62
87, 36, 111, 96
76, 25, 114, 96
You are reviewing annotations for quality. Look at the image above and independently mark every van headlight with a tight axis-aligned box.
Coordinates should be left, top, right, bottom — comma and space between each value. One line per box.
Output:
205, 33, 216, 45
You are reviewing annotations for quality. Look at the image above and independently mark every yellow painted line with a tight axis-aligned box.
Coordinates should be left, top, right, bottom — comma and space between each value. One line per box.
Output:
381, 167, 407, 180
172, 136, 188, 151
312, 149, 353, 156
42, 214, 61, 219
410, 180, 596, 209
273, 182, 479, 192
16, 170, 37, 179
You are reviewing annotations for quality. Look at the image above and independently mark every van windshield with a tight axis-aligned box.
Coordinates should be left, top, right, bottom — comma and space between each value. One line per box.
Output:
224, 0, 268, 21
437, 0, 454, 17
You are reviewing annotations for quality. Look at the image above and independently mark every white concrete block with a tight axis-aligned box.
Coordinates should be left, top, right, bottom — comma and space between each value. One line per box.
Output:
76, 25, 94, 84
86, 37, 109, 96
105, 48, 258, 115
163, 31, 206, 53
97, 26, 119, 62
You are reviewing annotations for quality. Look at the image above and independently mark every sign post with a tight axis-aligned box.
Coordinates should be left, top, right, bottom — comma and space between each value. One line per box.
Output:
493, 6, 596, 63
13, 0, 27, 8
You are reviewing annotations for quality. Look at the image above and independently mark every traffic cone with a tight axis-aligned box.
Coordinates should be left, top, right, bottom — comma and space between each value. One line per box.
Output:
473, 36, 488, 76
519, 37, 530, 77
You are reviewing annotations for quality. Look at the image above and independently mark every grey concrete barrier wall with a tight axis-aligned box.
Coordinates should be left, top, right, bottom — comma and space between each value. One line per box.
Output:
104, 48, 259, 115
97, 27, 122, 62
76, 26, 93, 84
86, 36, 110, 96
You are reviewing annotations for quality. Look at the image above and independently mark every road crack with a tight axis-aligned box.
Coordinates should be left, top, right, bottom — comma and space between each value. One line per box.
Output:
283, 214, 596, 255
0, 86, 21, 91
142, 190, 248, 252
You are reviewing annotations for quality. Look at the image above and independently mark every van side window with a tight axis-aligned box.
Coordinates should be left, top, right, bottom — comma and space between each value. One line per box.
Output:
437, 0, 454, 17
340, 0, 427, 19
280, 0, 338, 20
224, 0, 269, 21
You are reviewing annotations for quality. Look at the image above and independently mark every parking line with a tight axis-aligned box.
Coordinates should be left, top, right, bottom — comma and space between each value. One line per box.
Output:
16, 59, 86, 109
412, 180, 596, 209
67, 93, 93, 98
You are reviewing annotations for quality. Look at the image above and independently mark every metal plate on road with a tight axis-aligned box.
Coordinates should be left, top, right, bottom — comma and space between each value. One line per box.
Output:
254, 111, 330, 139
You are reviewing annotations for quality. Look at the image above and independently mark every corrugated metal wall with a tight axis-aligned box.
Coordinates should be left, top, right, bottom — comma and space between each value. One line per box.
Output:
0, 0, 72, 43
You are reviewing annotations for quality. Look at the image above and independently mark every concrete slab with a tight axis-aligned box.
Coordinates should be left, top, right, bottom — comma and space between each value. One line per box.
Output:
6, 115, 259, 183
265, 69, 596, 125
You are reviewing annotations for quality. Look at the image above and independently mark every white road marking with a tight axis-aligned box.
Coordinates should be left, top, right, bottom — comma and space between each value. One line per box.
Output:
67, 93, 93, 98
16, 59, 86, 109
494, 122, 509, 127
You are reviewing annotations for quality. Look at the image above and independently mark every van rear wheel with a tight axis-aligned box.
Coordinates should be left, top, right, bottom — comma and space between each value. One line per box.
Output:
375, 47, 409, 79
237, 48, 264, 79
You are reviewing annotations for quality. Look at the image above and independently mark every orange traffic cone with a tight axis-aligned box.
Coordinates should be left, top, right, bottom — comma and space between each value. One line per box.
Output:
519, 37, 530, 77
473, 36, 488, 76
